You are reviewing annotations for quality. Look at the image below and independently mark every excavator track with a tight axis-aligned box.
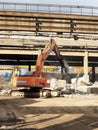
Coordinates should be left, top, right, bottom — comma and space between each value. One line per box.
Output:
10, 90, 25, 97
10, 89, 42, 98
10, 89, 60, 98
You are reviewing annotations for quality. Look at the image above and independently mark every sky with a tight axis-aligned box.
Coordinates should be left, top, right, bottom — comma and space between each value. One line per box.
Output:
0, 0, 98, 7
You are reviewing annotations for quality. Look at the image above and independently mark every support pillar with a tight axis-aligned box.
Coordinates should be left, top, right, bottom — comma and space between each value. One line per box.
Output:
83, 51, 89, 83
92, 66, 95, 83
28, 65, 31, 71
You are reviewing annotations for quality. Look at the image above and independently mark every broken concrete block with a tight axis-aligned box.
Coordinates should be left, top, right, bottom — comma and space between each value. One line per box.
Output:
57, 79, 66, 88
87, 87, 98, 94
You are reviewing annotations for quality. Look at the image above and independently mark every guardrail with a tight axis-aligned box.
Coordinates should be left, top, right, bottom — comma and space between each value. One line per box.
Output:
0, 2, 98, 16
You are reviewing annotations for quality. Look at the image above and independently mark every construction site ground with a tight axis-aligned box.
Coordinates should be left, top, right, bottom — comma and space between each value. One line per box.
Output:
0, 95, 98, 130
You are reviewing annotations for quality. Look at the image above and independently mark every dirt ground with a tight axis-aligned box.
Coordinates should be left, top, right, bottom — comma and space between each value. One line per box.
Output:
0, 95, 98, 130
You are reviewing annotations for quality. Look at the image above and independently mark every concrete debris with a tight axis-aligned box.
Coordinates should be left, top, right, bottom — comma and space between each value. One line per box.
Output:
45, 76, 98, 97
57, 79, 66, 88
0, 125, 7, 129
63, 93, 98, 98
93, 81, 98, 86
0, 88, 11, 96
87, 87, 98, 94
47, 76, 98, 96
50, 78, 58, 90
70, 76, 91, 94
71, 76, 89, 88
49, 78, 67, 90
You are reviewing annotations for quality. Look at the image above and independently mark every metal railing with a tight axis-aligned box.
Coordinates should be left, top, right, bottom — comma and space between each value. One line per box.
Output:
0, 2, 98, 16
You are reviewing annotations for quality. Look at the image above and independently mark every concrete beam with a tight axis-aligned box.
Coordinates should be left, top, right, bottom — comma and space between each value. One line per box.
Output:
0, 49, 36, 55
0, 48, 98, 58
0, 11, 98, 34
0, 36, 98, 48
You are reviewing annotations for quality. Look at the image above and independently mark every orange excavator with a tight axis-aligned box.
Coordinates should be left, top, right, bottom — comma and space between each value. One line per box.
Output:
16, 39, 70, 97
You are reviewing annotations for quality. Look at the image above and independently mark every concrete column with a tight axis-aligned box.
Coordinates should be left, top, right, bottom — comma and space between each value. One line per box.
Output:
28, 65, 31, 71
92, 66, 95, 83
83, 51, 89, 83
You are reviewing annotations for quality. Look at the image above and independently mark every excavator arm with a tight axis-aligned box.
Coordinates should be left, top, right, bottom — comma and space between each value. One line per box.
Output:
34, 39, 56, 77
50, 39, 71, 83
34, 39, 70, 83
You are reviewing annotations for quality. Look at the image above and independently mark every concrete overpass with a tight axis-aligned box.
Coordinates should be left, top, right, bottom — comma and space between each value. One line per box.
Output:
0, 9, 98, 37
0, 2, 98, 38
0, 3, 98, 82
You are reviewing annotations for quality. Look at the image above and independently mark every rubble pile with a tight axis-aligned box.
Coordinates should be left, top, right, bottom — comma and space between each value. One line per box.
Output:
0, 74, 98, 97
49, 76, 98, 97
71, 76, 98, 94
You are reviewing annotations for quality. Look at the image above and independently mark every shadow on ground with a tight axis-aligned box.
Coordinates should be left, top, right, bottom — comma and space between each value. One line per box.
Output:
0, 97, 98, 130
